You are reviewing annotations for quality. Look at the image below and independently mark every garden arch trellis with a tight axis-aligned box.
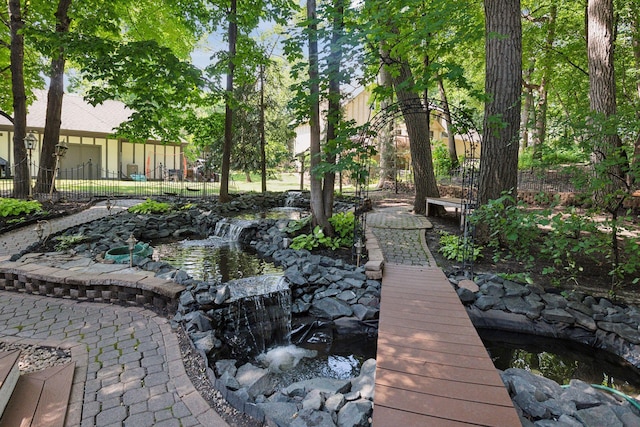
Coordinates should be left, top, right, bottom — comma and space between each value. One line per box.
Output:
353, 97, 481, 274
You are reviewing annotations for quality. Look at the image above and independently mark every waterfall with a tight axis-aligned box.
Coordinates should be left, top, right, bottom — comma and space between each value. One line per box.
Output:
212, 218, 257, 241
225, 275, 292, 357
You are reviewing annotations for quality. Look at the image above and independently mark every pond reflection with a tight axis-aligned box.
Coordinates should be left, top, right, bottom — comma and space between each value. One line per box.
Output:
153, 237, 282, 282
480, 329, 640, 396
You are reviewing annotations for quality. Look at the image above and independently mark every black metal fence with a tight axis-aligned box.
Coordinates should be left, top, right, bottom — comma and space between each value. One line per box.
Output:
436, 167, 578, 193
0, 161, 224, 201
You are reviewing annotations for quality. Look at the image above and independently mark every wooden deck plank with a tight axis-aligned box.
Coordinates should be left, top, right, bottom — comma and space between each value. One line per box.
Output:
373, 406, 482, 427
375, 263, 519, 426
377, 353, 505, 386
375, 384, 520, 427
0, 362, 75, 427
376, 368, 513, 406
32, 363, 75, 427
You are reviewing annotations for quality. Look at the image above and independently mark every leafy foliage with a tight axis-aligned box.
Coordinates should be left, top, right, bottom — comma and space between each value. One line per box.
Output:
0, 198, 43, 217
128, 199, 171, 214
54, 233, 87, 251
438, 231, 482, 262
289, 211, 355, 251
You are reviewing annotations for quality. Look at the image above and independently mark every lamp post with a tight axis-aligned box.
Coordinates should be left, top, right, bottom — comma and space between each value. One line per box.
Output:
23, 133, 36, 199
49, 141, 68, 201
354, 236, 364, 267
126, 233, 137, 268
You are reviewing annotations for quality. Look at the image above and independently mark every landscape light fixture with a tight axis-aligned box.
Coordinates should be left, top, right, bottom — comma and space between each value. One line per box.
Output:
23, 133, 37, 199
354, 237, 364, 267
126, 233, 137, 268
49, 141, 68, 201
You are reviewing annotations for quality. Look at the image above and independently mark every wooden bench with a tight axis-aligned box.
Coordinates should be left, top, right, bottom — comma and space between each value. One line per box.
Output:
426, 197, 474, 230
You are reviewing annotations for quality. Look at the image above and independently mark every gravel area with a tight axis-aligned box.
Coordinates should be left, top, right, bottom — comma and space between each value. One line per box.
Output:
0, 341, 71, 374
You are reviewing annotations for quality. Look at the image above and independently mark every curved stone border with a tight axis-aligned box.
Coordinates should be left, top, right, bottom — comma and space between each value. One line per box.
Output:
451, 273, 640, 370
0, 263, 184, 314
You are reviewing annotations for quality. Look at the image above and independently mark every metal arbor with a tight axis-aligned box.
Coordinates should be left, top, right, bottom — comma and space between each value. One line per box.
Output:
353, 97, 481, 275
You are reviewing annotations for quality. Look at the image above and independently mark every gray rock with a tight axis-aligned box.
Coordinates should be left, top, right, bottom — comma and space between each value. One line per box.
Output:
556, 415, 584, 427
503, 296, 543, 319
310, 297, 353, 320
235, 363, 276, 399
566, 308, 597, 331
513, 390, 550, 418
257, 402, 300, 426
215, 359, 237, 377
541, 293, 568, 308
575, 405, 624, 427
184, 311, 212, 332
214, 284, 230, 304
290, 409, 337, 427
480, 281, 505, 297
503, 280, 530, 297
475, 295, 504, 310
337, 290, 357, 302
302, 389, 324, 411
598, 322, 640, 344
351, 304, 379, 321
284, 378, 351, 397
542, 308, 575, 324
567, 300, 594, 317
325, 393, 345, 412
179, 291, 196, 307
351, 359, 376, 400
560, 380, 605, 409
193, 331, 219, 354
337, 399, 372, 427
456, 287, 476, 304
218, 371, 241, 390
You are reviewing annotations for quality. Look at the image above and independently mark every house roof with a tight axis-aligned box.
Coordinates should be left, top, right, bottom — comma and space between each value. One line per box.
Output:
0, 90, 132, 136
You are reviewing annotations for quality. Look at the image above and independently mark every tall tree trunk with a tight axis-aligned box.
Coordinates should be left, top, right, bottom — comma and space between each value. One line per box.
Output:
478, 0, 522, 205
9, 0, 29, 199
35, 0, 72, 195
259, 63, 267, 193
533, 4, 557, 151
631, 6, 640, 185
587, 0, 627, 207
521, 66, 534, 152
308, 0, 330, 231
376, 61, 395, 189
380, 49, 439, 214
437, 76, 459, 170
220, 0, 237, 203
322, 0, 344, 220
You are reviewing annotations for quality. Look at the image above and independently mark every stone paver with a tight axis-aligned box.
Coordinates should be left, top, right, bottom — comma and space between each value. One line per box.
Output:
366, 205, 436, 266
0, 199, 229, 426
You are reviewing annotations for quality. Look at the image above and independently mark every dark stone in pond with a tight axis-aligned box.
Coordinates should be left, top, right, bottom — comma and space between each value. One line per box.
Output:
541, 308, 575, 324
597, 321, 640, 344
456, 287, 476, 304
565, 308, 597, 331
310, 297, 353, 320
292, 300, 311, 314
475, 295, 504, 311
480, 282, 505, 297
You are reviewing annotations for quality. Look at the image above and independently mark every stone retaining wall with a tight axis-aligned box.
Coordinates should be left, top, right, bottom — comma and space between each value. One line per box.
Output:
0, 264, 184, 314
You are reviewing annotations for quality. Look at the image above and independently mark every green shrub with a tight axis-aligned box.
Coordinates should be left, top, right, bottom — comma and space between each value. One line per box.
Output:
128, 198, 171, 214
54, 233, 87, 251
289, 211, 356, 251
438, 231, 483, 262
0, 198, 43, 217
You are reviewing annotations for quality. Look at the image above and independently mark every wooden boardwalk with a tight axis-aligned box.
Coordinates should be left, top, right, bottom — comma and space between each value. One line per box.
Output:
373, 264, 520, 427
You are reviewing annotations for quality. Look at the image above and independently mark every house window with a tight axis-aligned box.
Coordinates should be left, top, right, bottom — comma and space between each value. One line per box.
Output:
429, 131, 434, 139
441, 131, 448, 138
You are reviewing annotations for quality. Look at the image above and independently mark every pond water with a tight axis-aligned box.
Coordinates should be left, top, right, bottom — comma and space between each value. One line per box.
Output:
153, 213, 375, 386
152, 237, 282, 282
479, 329, 640, 396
